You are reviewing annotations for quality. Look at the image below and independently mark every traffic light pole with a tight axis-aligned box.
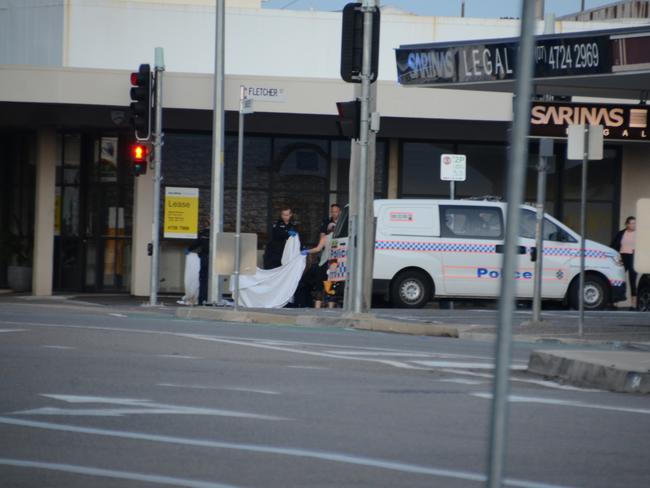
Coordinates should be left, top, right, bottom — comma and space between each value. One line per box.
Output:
209, 0, 226, 306
149, 48, 165, 306
351, 0, 376, 315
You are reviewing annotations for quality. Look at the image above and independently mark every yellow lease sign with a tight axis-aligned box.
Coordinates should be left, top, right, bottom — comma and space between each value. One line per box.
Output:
164, 187, 199, 239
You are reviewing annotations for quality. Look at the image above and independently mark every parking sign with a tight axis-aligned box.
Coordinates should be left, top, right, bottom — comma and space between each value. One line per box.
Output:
440, 154, 467, 181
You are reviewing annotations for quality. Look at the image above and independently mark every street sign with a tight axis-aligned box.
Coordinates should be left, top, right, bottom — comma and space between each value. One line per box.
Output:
567, 124, 604, 160
440, 154, 467, 181
240, 98, 254, 115
242, 85, 286, 103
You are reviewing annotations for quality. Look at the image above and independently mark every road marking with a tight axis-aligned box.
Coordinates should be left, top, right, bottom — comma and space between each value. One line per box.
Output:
108, 313, 128, 318
324, 350, 433, 357
0, 328, 27, 333
0, 417, 575, 488
287, 365, 329, 370
11, 394, 289, 420
413, 361, 527, 371
471, 393, 650, 415
41, 345, 75, 350
157, 383, 280, 395
441, 369, 602, 392
439, 378, 486, 385
157, 354, 203, 360
0, 458, 242, 488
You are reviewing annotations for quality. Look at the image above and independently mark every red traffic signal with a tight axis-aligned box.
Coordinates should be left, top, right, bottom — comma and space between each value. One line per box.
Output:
131, 143, 148, 176
129, 64, 152, 140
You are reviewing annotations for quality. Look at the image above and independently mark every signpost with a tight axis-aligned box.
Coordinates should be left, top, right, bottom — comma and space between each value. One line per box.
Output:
234, 86, 253, 311
440, 153, 466, 200
567, 124, 604, 335
163, 187, 199, 239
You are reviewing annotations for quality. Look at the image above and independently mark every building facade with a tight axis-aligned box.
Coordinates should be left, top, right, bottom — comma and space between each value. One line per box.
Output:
1, 0, 649, 296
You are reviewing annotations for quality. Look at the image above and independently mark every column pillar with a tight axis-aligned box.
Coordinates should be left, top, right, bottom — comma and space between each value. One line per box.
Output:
387, 138, 399, 199
131, 172, 154, 296
32, 128, 57, 296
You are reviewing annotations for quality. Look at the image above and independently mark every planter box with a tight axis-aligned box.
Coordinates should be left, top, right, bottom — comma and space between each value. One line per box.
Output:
7, 265, 32, 292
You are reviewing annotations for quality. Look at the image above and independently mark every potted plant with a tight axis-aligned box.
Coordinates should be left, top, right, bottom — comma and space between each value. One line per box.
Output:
0, 226, 33, 293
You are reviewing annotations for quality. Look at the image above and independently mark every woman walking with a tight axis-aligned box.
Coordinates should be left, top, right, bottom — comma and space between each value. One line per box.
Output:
611, 216, 637, 309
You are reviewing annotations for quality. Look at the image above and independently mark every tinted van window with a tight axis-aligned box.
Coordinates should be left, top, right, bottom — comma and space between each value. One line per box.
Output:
440, 206, 503, 239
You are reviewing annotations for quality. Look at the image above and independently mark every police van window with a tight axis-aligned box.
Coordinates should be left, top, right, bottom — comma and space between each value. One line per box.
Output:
519, 209, 576, 242
440, 206, 503, 239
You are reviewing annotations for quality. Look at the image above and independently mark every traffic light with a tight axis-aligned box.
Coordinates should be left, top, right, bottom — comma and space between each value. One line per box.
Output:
336, 100, 361, 139
131, 142, 148, 176
340, 2, 380, 84
129, 64, 152, 140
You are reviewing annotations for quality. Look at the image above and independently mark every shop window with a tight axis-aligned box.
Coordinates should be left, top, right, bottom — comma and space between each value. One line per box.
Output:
400, 142, 454, 197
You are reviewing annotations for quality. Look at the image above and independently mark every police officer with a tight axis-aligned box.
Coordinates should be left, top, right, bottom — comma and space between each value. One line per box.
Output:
319, 203, 341, 240
263, 207, 298, 270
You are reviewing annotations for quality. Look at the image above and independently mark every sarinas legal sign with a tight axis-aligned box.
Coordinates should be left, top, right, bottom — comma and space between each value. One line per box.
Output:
530, 101, 649, 141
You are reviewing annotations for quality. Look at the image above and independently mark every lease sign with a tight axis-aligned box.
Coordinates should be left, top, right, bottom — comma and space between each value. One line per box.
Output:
164, 187, 199, 239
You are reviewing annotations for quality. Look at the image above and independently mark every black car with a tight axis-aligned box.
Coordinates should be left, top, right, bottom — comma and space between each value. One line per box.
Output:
638, 274, 650, 311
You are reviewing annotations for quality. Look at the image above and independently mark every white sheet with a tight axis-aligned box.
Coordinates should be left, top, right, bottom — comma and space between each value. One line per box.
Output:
182, 252, 201, 305
232, 236, 306, 308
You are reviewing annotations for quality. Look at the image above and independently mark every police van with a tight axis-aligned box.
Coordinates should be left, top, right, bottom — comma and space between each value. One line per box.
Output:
328, 199, 627, 309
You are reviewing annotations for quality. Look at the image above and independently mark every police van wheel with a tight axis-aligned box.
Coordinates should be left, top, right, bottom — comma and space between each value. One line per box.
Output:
390, 271, 432, 308
569, 274, 609, 311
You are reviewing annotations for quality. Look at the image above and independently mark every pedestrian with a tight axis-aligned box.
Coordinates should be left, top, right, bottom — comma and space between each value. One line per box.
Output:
188, 217, 211, 305
320, 203, 341, 240
611, 216, 637, 309
263, 207, 298, 270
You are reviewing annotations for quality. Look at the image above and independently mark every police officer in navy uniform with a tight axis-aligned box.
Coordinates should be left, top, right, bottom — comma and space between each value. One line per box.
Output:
188, 217, 211, 305
319, 203, 341, 240
263, 207, 298, 270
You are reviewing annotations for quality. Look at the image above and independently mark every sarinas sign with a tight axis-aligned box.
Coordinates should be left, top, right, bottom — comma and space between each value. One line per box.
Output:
530, 101, 649, 141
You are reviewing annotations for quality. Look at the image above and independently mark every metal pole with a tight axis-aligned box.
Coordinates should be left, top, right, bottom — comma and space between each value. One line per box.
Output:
486, 1, 536, 487
352, 0, 375, 314
450, 181, 455, 200
578, 126, 588, 336
531, 152, 548, 323
234, 87, 245, 311
209, 0, 226, 306
149, 48, 165, 307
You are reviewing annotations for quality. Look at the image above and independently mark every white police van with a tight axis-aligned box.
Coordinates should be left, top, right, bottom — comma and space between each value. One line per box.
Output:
328, 199, 627, 309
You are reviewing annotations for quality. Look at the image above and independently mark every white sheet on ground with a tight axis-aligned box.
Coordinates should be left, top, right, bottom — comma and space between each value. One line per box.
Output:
182, 252, 200, 305
232, 236, 306, 308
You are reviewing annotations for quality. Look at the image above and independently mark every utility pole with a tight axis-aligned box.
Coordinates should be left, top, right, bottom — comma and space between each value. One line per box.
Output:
531, 138, 552, 323
149, 47, 165, 306
209, 0, 226, 306
486, 1, 536, 487
352, 0, 376, 314
578, 126, 589, 336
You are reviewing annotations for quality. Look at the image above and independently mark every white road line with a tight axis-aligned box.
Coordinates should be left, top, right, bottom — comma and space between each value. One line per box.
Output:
324, 350, 433, 357
471, 393, 650, 415
439, 369, 602, 392
439, 379, 486, 386
412, 361, 528, 371
12, 394, 289, 421
157, 354, 203, 360
287, 365, 329, 370
108, 313, 128, 318
0, 458, 241, 488
0, 417, 575, 488
157, 383, 280, 395
0, 328, 27, 333
41, 345, 75, 350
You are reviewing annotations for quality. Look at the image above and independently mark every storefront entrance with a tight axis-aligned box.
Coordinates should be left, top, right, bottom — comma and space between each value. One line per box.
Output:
53, 132, 133, 292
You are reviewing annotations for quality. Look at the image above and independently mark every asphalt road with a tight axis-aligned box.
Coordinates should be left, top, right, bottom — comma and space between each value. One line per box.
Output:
1, 301, 649, 488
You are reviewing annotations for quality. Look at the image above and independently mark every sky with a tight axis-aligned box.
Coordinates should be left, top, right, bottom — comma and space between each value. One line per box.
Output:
263, 0, 621, 18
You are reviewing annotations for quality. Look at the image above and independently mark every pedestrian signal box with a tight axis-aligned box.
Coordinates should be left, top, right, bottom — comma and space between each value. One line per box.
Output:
131, 143, 148, 176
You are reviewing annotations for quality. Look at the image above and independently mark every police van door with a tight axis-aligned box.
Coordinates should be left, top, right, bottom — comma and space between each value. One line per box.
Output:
439, 204, 504, 297
519, 209, 577, 299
